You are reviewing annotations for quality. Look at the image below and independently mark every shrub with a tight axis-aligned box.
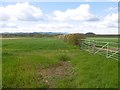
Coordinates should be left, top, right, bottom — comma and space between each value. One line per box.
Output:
64, 33, 86, 46
58, 54, 71, 61
56, 33, 86, 46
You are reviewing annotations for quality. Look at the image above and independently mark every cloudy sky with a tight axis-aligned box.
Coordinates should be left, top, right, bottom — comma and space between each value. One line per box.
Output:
0, 2, 118, 34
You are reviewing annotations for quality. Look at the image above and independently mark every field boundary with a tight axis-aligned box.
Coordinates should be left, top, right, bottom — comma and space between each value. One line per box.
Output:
81, 39, 120, 61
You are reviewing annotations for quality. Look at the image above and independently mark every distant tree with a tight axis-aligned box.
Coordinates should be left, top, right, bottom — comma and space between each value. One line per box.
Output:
85, 32, 96, 37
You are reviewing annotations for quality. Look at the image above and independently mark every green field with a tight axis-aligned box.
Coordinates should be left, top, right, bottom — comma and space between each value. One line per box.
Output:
86, 37, 119, 49
87, 37, 118, 43
2, 38, 118, 88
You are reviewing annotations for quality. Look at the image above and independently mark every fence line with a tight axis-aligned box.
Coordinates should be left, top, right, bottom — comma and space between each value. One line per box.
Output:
81, 39, 120, 61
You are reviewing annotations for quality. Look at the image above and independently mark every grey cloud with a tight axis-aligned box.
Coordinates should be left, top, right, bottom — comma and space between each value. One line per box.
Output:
0, 13, 10, 21
0, 24, 17, 28
86, 17, 99, 21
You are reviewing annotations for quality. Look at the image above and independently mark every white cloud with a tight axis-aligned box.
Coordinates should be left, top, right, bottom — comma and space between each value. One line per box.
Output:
52, 4, 98, 21
97, 13, 118, 29
111, 0, 119, 2
35, 23, 75, 32
0, 23, 17, 28
80, 13, 117, 29
0, 2, 44, 21
1, 13, 118, 34
0, 7, 10, 21
36, 23, 73, 29
104, 13, 118, 22
0, 3, 118, 34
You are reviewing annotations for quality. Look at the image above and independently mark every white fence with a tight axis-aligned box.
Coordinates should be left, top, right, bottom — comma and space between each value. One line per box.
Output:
81, 39, 120, 61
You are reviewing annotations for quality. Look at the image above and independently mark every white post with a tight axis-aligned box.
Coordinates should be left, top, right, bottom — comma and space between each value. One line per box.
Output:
92, 40, 95, 54
106, 42, 109, 58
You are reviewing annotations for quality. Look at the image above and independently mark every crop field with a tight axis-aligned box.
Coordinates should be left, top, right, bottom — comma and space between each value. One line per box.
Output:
2, 37, 118, 88
86, 37, 119, 48
87, 37, 118, 43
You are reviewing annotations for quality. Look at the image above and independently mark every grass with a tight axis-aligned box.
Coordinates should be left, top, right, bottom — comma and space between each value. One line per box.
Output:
86, 37, 119, 48
58, 54, 71, 61
87, 37, 118, 43
2, 37, 118, 88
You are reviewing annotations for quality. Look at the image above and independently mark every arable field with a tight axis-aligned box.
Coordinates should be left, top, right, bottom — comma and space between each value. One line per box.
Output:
2, 37, 118, 88
87, 37, 118, 43
86, 37, 119, 48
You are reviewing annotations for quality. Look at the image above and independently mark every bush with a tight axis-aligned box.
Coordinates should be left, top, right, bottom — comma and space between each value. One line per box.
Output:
58, 54, 71, 61
64, 33, 86, 46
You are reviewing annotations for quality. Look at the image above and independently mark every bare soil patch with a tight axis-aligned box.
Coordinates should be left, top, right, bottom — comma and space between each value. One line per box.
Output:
38, 61, 73, 87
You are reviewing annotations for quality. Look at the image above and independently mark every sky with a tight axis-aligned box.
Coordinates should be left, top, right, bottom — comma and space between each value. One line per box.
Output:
0, 2, 118, 34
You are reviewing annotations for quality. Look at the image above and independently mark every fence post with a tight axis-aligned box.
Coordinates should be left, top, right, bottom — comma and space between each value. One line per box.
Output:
92, 40, 95, 53
106, 42, 109, 58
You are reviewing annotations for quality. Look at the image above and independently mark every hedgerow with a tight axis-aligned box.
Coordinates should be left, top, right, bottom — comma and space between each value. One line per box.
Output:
56, 33, 86, 46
